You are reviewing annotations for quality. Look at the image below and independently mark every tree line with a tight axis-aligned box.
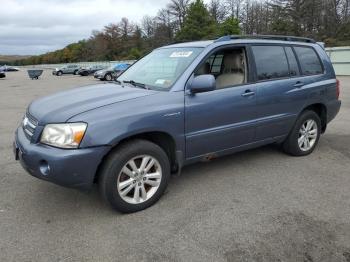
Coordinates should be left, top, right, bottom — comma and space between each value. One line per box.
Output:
12, 0, 350, 65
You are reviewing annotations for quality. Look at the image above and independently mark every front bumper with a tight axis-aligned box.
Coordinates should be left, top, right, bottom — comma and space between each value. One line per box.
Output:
14, 126, 110, 190
94, 74, 103, 79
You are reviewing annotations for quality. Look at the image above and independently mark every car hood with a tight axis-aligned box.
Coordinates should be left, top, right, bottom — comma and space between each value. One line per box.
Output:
95, 69, 110, 74
28, 83, 158, 124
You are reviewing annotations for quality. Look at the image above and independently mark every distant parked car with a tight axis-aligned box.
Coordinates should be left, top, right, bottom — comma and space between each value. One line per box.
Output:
52, 65, 81, 76
0, 71, 5, 78
0, 65, 19, 72
94, 63, 130, 81
78, 65, 106, 76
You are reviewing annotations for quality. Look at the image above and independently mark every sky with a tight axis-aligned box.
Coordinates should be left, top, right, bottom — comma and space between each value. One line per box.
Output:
0, 0, 176, 55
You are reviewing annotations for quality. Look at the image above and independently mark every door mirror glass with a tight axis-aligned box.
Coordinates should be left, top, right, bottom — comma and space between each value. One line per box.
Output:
189, 74, 216, 93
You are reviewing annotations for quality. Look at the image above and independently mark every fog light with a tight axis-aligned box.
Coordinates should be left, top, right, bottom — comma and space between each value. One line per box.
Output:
39, 160, 50, 176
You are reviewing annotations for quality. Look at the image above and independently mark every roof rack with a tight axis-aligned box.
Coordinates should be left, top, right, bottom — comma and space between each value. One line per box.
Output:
215, 35, 316, 44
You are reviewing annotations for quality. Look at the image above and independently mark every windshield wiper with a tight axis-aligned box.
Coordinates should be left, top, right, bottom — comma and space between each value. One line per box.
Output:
122, 80, 149, 90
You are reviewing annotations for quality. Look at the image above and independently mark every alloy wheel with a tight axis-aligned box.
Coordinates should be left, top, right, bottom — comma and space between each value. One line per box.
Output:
298, 119, 318, 151
117, 155, 162, 204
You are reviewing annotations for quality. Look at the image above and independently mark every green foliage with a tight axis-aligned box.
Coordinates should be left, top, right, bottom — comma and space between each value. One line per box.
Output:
270, 19, 293, 35
176, 0, 218, 41
128, 48, 142, 59
218, 17, 240, 36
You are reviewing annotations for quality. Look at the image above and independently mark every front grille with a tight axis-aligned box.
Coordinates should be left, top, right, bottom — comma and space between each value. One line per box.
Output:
22, 113, 38, 140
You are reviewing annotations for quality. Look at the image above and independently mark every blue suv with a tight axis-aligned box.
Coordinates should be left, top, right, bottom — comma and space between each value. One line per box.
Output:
14, 35, 341, 213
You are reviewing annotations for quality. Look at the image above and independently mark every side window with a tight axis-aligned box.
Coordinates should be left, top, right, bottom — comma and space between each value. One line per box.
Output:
211, 54, 224, 73
285, 47, 300, 77
252, 45, 289, 81
294, 46, 323, 75
196, 53, 223, 76
195, 48, 247, 89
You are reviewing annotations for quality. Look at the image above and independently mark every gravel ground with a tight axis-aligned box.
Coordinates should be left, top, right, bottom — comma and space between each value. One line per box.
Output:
0, 70, 350, 262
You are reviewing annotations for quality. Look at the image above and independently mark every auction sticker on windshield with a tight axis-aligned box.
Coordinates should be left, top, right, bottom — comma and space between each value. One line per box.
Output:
170, 51, 193, 58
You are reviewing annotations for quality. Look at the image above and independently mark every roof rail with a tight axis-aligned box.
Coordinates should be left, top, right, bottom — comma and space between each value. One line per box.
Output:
215, 35, 316, 44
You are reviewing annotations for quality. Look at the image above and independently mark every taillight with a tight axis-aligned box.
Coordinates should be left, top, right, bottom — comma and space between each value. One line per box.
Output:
336, 79, 340, 99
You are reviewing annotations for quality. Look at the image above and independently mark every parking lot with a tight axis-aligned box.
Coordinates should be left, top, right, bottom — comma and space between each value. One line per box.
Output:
0, 70, 350, 262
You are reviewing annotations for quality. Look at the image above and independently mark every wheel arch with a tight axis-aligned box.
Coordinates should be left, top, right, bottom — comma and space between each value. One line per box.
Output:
94, 131, 179, 183
301, 103, 327, 133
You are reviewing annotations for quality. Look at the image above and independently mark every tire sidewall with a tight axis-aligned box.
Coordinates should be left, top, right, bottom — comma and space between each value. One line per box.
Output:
100, 140, 170, 213
105, 74, 112, 81
57, 71, 62, 76
286, 111, 321, 156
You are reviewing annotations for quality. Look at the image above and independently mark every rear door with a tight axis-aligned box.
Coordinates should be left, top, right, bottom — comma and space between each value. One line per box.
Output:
252, 45, 311, 140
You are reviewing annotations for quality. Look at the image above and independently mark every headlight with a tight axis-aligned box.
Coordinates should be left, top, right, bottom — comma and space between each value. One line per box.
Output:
40, 123, 87, 149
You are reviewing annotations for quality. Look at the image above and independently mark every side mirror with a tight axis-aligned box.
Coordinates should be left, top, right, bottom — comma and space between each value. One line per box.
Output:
188, 74, 216, 94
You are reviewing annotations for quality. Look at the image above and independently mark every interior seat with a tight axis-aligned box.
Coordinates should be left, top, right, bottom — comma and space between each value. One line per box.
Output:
196, 62, 211, 75
216, 52, 244, 89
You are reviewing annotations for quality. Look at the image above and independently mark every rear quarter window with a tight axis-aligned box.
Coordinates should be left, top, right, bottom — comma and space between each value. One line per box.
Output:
294, 46, 323, 75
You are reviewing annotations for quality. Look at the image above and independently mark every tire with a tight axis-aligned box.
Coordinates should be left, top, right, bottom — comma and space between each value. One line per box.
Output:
104, 73, 112, 81
57, 71, 63, 76
99, 139, 170, 213
283, 110, 321, 156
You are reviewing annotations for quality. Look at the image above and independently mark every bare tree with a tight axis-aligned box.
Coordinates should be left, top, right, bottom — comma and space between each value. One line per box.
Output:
208, 0, 227, 22
167, 0, 191, 29
119, 17, 134, 39
225, 0, 243, 19
141, 15, 157, 38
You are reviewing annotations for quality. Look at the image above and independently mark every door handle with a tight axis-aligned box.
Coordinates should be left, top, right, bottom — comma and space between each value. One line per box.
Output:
293, 81, 304, 88
241, 89, 255, 97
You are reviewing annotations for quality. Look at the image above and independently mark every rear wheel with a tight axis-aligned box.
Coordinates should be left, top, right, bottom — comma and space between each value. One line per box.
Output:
73, 70, 78, 75
99, 139, 170, 213
283, 110, 321, 156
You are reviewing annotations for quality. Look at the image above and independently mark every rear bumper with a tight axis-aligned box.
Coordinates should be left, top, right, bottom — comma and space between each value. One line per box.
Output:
327, 100, 341, 123
14, 126, 110, 190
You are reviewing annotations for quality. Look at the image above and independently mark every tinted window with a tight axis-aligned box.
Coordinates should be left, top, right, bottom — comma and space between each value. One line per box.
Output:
252, 46, 289, 80
294, 46, 323, 75
285, 47, 300, 76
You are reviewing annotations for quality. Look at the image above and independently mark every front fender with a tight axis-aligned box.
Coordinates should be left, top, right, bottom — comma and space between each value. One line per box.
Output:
70, 91, 185, 153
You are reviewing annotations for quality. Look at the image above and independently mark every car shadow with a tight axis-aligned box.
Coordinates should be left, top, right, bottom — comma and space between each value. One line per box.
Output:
27, 143, 284, 216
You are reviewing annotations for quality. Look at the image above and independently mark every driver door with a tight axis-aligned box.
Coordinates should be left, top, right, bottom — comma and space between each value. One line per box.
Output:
185, 46, 257, 159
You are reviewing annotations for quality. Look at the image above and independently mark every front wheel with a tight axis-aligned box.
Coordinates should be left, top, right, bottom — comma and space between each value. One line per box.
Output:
99, 139, 170, 213
283, 110, 321, 156
104, 73, 112, 81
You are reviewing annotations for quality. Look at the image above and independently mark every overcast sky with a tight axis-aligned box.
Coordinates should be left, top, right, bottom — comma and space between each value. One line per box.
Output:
0, 0, 179, 55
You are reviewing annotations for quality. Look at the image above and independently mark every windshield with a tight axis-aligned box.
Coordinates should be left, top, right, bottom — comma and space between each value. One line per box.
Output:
118, 47, 203, 90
